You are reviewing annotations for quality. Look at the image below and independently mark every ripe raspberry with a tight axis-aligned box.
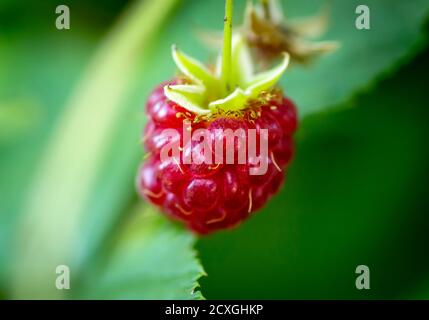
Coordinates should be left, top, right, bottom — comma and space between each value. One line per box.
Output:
138, 83, 297, 234
136, 0, 298, 234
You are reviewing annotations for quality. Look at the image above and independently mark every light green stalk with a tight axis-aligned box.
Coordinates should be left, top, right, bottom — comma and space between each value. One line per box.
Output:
221, 0, 234, 94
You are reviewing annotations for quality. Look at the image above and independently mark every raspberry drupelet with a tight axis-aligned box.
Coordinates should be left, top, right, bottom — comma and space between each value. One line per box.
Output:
137, 0, 298, 234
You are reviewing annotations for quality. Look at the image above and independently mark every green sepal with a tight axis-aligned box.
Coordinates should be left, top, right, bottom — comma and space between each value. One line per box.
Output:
165, 35, 289, 114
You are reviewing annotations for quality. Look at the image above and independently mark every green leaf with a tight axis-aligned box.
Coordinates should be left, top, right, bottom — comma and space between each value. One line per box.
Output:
0, 99, 41, 143
197, 48, 429, 299
0, 28, 97, 287
78, 206, 205, 300
10, 0, 182, 299
280, 0, 429, 117
407, 280, 429, 299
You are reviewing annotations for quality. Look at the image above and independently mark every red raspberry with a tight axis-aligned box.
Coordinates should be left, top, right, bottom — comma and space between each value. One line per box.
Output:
137, 82, 297, 234
136, 0, 298, 234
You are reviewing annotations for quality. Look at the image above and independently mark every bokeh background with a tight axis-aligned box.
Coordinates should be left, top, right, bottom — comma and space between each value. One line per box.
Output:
1, 0, 429, 299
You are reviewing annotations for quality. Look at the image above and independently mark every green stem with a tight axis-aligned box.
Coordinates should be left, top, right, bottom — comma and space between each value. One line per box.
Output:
221, 0, 233, 94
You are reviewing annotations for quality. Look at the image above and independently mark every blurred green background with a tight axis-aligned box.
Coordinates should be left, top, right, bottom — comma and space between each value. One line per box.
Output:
0, 0, 429, 299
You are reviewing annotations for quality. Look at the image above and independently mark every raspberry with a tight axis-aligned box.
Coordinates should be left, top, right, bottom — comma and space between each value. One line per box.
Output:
136, 0, 298, 234
137, 84, 297, 234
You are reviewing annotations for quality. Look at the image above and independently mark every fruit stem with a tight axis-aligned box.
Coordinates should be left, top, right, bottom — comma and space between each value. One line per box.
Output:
221, 0, 233, 94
